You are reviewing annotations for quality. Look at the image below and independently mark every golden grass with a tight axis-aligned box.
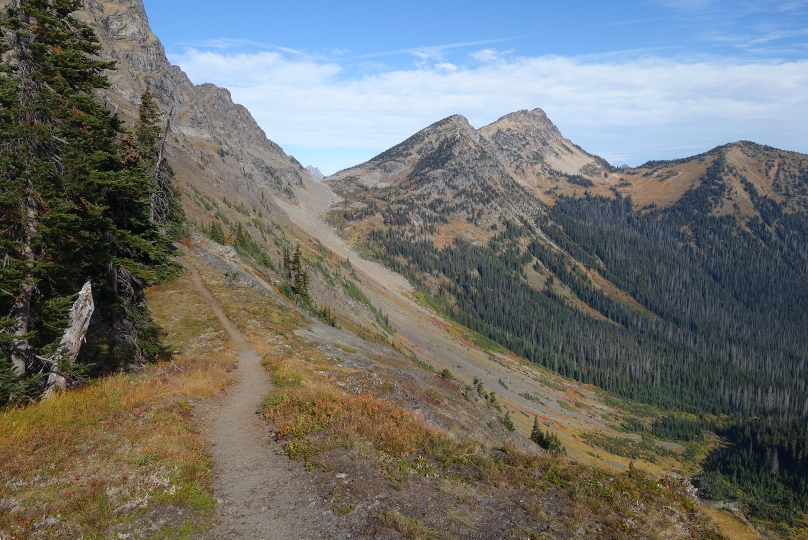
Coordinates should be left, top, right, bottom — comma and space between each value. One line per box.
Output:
175, 252, 725, 540
0, 269, 235, 539
260, 353, 444, 459
700, 507, 761, 540
377, 510, 452, 540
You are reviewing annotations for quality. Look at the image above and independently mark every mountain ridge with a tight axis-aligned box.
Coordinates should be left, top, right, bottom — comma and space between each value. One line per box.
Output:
3, 0, 803, 536
69, 0, 317, 218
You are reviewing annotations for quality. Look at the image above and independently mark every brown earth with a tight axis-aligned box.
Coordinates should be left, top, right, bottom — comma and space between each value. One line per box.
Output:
182, 258, 341, 539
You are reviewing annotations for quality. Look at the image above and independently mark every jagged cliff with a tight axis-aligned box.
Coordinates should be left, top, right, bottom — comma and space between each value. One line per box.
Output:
479, 108, 612, 190
71, 0, 317, 223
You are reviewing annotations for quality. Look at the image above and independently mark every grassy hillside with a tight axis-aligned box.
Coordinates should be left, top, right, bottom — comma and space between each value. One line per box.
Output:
1, 236, 738, 538
328, 117, 808, 534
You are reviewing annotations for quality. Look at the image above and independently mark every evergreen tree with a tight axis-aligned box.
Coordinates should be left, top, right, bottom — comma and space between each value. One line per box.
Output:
126, 90, 184, 237
282, 246, 292, 280
530, 417, 543, 445
530, 416, 565, 454
0, 0, 178, 402
503, 411, 515, 432
281, 244, 309, 298
206, 221, 227, 245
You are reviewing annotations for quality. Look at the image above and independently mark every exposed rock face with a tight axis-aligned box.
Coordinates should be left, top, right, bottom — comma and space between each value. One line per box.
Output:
306, 166, 325, 180
70, 0, 314, 213
327, 114, 544, 230
479, 108, 608, 183
326, 107, 617, 215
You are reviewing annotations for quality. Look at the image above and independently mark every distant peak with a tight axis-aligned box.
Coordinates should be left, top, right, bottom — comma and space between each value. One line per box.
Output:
481, 108, 558, 134
435, 114, 473, 130
306, 165, 325, 180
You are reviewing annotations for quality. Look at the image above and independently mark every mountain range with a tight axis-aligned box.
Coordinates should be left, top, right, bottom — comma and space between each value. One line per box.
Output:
3, 0, 808, 537
73, 0, 808, 531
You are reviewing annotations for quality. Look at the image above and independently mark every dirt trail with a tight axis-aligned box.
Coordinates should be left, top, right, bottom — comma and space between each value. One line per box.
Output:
180, 258, 337, 539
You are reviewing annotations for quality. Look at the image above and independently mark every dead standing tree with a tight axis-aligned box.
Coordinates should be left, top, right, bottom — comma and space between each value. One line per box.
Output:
40, 281, 94, 397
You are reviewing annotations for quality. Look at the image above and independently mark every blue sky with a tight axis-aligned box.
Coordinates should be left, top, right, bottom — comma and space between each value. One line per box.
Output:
142, 0, 808, 175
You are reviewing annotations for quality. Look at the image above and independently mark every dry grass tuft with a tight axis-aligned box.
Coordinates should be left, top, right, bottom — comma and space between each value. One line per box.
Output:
501, 436, 545, 469
0, 269, 234, 539
377, 510, 452, 539
264, 380, 443, 458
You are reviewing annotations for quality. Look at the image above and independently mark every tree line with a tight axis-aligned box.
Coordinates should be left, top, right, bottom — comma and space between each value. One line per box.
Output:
361, 150, 808, 523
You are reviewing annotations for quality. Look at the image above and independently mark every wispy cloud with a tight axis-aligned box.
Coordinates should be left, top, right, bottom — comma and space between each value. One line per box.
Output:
347, 37, 522, 61
170, 48, 808, 174
178, 38, 305, 55
649, 0, 808, 56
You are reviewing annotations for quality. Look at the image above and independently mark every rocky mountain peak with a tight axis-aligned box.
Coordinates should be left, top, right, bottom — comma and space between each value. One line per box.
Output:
306, 166, 326, 180
69, 0, 316, 208
477, 108, 607, 190
479, 108, 561, 140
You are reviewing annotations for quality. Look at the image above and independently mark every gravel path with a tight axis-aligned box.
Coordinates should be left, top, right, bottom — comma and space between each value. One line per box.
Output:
180, 258, 339, 539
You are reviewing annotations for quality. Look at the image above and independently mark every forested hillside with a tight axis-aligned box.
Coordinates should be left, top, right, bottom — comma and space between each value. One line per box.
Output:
331, 120, 808, 527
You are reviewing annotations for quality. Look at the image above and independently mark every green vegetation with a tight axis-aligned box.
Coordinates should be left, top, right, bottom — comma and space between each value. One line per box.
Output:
650, 416, 711, 442
340, 275, 392, 332
530, 417, 565, 454
280, 245, 336, 327
566, 174, 595, 187
204, 221, 227, 244
502, 411, 516, 431
621, 416, 646, 434
233, 223, 276, 270
558, 401, 575, 412
0, 0, 181, 403
519, 391, 545, 405
581, 432, 677, 463
357, 146, 808, 525
702, 418, 808, 525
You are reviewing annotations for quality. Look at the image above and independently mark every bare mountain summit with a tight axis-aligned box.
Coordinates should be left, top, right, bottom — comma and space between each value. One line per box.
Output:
305, 165, 325, 180
327, 114, 544, 236
480, 108, 613, 193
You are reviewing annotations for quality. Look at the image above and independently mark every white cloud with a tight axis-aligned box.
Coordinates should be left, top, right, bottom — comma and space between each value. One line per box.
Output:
170, 48, 808, 174
435, 62, 458, 72
471, 48, 508, 62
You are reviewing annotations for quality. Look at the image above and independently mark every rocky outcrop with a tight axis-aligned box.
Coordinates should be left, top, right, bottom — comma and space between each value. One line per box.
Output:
73, 0, 313, 209
326, 106, 617, 216
479, 109, 611, 190
327, 114, 544, 229
306, 166, 325, 180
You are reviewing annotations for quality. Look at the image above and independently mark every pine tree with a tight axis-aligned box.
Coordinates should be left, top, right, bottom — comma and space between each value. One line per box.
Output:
127, 90, 184, 237
291, 244, 302, 279
530, 416, 565, 454
530, 416, 544, 445
0, 0, 178, 401
206, 221, 226, 244
503, 411, 515, 432
282, 246, 292, 280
